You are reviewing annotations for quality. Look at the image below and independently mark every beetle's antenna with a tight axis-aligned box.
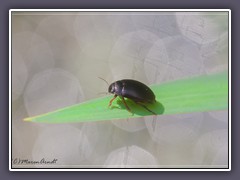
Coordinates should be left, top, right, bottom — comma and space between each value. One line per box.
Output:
97, 77, 110, 96
98, 77, 109, 86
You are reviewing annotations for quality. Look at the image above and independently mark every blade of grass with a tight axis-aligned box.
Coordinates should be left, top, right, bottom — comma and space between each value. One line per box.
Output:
24, 72, 228, 123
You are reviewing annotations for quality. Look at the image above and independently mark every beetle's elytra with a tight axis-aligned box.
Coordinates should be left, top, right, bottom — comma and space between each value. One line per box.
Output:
108, 79, 157, 115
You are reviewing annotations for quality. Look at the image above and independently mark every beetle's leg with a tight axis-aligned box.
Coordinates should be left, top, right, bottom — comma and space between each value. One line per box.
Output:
120, 96, 133, 114
109, 94, 117, 107
135, 102, 157, 115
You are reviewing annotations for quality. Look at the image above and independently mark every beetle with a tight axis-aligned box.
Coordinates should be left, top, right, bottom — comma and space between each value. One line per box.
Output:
106, 79, 157, 115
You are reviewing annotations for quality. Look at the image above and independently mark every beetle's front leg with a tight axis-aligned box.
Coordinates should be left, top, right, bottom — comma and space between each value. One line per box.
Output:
108, 94, 117, 107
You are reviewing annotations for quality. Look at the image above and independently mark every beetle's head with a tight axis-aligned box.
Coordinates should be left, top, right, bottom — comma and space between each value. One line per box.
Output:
108, 83, 115, 94
108, 81, 123, 95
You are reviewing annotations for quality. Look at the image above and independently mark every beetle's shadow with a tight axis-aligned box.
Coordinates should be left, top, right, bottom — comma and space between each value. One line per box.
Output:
113, 98, 165, 116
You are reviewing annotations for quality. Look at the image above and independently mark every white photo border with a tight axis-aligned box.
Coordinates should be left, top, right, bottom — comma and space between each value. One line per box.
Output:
9, 9, 231, 171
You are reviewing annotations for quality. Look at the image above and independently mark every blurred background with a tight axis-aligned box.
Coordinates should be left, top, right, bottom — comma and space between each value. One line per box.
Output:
11, 11, 229, 168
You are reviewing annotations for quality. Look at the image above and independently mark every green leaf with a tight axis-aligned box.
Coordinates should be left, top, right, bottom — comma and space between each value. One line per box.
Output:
24, 72, 228, 123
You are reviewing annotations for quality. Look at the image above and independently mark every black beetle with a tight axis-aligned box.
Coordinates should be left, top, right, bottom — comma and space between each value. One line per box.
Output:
107, 79, 157, 115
